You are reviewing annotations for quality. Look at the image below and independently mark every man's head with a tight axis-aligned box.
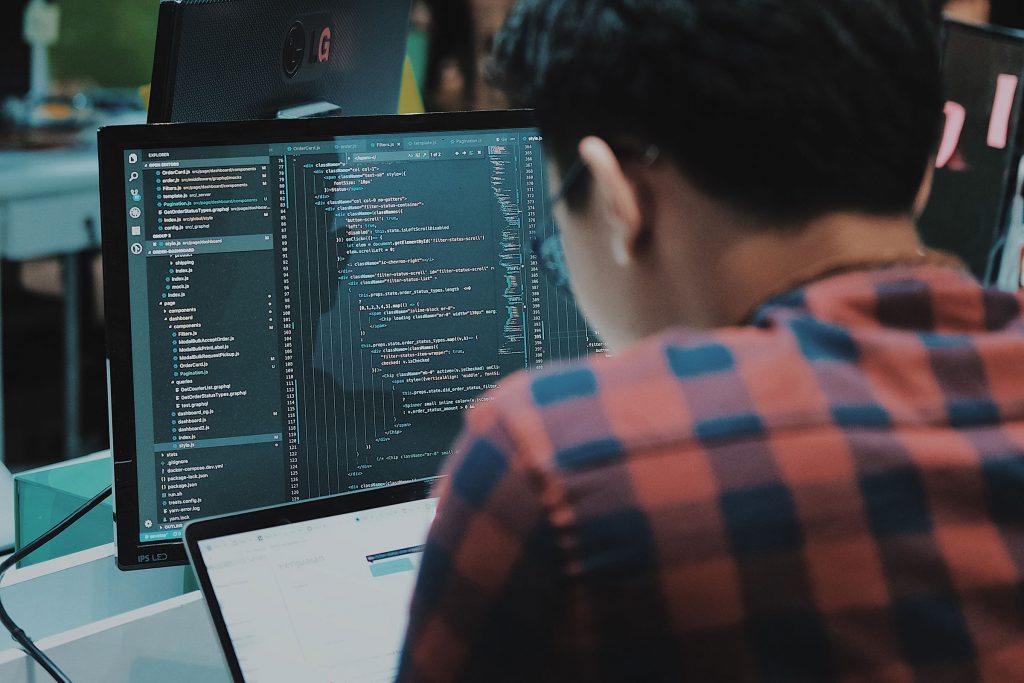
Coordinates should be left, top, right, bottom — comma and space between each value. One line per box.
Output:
492, 0, 944, 347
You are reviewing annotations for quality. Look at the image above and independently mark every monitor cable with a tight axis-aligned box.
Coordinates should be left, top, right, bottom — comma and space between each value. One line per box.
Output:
0, 484, 112, 683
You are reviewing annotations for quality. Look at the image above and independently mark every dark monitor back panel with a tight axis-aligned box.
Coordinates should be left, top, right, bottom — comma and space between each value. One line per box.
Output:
0, 1, 30, 99
100, 111, 605, 569
918, 20, 1024, 280
148, 0, 411, 124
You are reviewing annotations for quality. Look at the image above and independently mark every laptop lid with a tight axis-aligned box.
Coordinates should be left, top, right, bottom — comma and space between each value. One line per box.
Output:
184, 479, 437, 683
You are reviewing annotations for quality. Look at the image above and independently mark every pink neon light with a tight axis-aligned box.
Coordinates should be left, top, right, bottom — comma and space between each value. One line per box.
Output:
988, 74, 1019, 150
937, 101, 966, 169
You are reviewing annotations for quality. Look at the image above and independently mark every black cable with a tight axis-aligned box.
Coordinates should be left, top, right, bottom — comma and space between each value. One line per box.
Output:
0, 485, 112, 683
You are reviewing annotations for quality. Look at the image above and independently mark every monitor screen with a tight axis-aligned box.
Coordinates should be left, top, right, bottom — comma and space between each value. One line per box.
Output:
104, 113, 604, 567
918, 20, 1024, 280
198, 496, 437, 683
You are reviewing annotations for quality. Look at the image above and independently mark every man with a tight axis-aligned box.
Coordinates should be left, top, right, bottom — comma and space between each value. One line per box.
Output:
399, 0, 1024, 680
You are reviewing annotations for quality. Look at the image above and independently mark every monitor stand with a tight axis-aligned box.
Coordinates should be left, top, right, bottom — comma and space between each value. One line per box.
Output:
276, 101, 344, 120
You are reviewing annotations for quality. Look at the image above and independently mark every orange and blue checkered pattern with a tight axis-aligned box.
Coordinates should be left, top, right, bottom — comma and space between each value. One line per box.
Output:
398, 265, 1024, 682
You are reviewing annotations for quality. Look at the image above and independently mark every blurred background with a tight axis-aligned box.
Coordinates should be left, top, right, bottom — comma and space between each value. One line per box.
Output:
0, 0, 516, 473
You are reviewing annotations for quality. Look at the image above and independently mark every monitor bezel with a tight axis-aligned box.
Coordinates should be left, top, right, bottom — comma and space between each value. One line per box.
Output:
100, 109, 540, 570
183, 479, 438, 683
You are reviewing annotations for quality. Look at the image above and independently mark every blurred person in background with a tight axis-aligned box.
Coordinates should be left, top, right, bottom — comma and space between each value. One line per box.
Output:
417, 0, 477, 111
942, 0, 1024, 27
943, 0, 992, 22
413, 0, 515, 111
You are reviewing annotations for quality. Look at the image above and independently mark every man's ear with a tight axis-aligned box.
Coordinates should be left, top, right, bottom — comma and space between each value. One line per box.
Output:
578, 136, 645, 265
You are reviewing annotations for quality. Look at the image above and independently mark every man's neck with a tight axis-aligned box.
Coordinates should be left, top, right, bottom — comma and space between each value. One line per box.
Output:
707, 213, 929, 327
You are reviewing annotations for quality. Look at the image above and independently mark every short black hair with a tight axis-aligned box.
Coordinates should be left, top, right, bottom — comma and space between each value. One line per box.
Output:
491, 0, 944, 221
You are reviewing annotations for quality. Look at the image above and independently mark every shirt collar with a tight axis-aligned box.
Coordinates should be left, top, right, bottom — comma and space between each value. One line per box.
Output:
745, 249, 969, 327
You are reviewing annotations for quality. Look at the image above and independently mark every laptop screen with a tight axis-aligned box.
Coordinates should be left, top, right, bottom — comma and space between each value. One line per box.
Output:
197, 496, 437, 682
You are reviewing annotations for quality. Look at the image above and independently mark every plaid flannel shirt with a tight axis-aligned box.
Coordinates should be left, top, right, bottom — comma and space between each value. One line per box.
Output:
397, 264, 1024, 682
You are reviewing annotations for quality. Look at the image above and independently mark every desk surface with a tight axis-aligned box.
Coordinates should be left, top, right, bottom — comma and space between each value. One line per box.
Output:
0, 111, 143, 203
0, 146, 102, 260
0, 546, 228, 683
0, 147, 100, 201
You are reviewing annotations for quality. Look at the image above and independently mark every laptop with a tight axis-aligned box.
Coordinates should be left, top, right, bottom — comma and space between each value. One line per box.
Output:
184, 479, 438, 683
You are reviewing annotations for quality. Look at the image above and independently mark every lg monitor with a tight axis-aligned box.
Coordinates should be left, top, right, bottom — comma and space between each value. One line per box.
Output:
918, 20, 1024, 280
147, 0, 412, 124
100, 110, 605, 569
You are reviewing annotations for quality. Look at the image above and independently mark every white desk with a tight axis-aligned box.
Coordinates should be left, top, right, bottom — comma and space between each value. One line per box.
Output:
0, 592, 231, 683
0, 545, 231, 682
0, 145, 103, 462
0, 149, 101, 259
0, 450, 230, 681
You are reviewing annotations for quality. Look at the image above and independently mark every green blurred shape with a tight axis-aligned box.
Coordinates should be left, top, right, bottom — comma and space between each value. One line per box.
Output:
50, 0, 160, 87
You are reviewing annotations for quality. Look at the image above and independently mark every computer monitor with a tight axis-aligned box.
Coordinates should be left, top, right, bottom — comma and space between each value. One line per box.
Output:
0, 1, 31, 100
100, 110, 605, 569
147, 0, 412, 124
918, 20, 1024, 280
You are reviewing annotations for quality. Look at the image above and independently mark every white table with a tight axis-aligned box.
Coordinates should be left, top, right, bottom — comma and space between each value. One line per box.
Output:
0, 544, 231, 682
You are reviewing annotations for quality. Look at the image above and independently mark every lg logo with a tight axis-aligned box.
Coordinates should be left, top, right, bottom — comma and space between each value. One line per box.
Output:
282, 17, 333, 79
318, 27, 331, 63
282, 22, 305, 77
